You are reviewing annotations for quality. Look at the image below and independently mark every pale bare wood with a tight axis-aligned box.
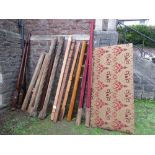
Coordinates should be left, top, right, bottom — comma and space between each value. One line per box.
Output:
38, 37, 64, 119
67, 41, 87, 121
59, 42, 80, 121
76, 108, 83, 126
51, 36, 72, 121
27, 54, 48, 113
85, 107, 91, 127
29, 39, 57, 117
53, 41, 75, 122
21, 53, 45, 111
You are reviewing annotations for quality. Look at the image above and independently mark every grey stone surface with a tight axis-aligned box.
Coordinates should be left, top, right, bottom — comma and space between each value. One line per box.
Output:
134, 47, 155, 99
0, 28, 22, 107
94, 31, 118, 48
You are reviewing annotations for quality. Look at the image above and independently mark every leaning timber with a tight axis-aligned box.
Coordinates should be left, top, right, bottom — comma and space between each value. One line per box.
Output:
53, 41, 75, 122
38, 37, 64, 119
51, 36, 72, 121
85, 20, 95, 127
67, 41, 87, 121
27, 54, 48, 113
11, 33, 31, 110
76, 44, 89, 126
21, 53, 45, 111
29, 39, 57, 117
59, 42, 80, 121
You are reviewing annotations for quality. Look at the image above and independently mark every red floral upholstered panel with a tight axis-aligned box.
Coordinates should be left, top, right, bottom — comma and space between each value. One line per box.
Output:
90, 44, 134, 134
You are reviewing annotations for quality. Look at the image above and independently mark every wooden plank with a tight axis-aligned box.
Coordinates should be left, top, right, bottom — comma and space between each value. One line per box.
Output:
27, 54, 48, 113
59, 42, 80, 121
85, 20, 95, 127
53, 41, 75, 122
51, 36, 72, 121
29, 39, 57, 116
76, 44, 89, 126
38, 37, 64, 119
67, 41, 87, 121
21, 53, 45, 111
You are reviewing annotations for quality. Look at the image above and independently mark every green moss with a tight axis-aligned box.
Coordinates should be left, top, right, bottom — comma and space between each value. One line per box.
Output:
1, 99, 155, 135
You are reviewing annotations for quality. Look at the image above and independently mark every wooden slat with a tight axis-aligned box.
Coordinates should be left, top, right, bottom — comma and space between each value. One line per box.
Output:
85, 20, 95, 127
29, 39, 57, 116
59, 42, 80, 121
38, 37, 64, 119
67, 41, 87, 121
27, 54, 48, 113
53, 41, 75, 122
21, 53, 45, 111
76, 44, 89, 126
51, 36, 72, 120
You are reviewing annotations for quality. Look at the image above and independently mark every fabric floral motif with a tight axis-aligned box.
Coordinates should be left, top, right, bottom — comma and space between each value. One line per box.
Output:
113, 46, 127, 56
97, 63, 108, 74
113, 63, 127, 73
95, 116, 107, 127
113, 99, 127, 111
95, 98, 108, 109
91, 44, 134, 134
113, 81, 127, 91
112, 119, 128, 130
95, 80, 108, 91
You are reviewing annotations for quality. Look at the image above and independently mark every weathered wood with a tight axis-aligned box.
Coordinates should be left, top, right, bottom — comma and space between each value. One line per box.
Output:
85, 20, 95, 127
27, 54, 48, 113
11, 33, 31, 110
76, 44, 89, 126
21, 53, 45, 111
51, 36, 72, 121
59, 42, 80, 121
38, 45, 57, 110
53, 41, 75, 122
38, 37, 64, 119
76, 108, 83, 126
67, 41, 87, 121
29, 39, 57, 117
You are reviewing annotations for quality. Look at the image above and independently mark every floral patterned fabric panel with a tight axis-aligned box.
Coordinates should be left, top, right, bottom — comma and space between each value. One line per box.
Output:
90, 44, 134, 134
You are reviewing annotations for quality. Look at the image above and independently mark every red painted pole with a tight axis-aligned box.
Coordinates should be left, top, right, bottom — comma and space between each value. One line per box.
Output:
85, 19, 95, 127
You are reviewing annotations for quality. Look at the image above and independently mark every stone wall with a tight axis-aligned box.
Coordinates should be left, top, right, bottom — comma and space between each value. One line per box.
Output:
0, 20, 22, 108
